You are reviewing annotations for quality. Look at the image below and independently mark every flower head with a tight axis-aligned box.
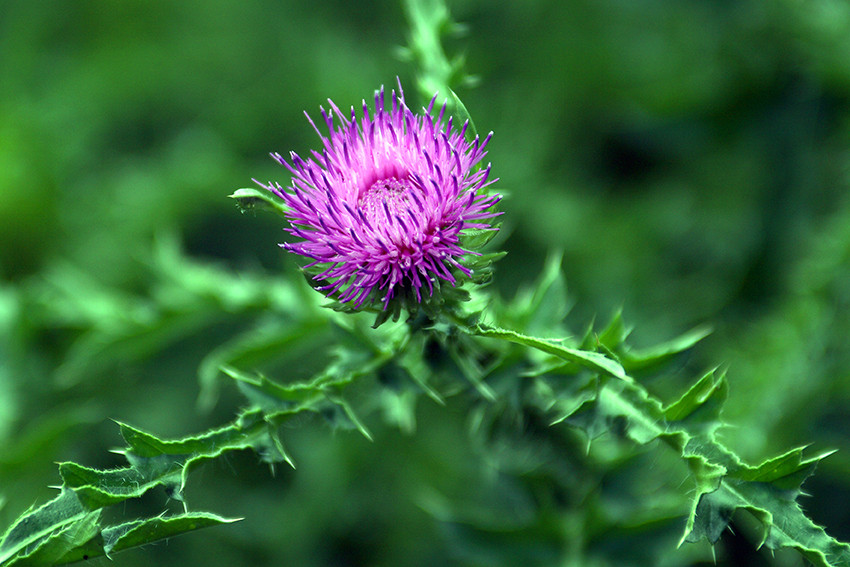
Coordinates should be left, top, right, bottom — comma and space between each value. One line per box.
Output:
256, 81, 501, 313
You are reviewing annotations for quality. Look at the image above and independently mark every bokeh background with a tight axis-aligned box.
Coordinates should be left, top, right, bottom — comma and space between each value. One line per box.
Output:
1, 0, 849, 565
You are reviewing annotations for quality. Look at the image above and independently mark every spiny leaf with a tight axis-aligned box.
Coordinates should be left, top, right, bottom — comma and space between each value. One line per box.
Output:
117, 413, 290, 463
197, 316, 329, 411
11, 512, 239, 566
58, 461, 178, 510
56, 513, 239, 565
663, 368, 727, 426
686, 465, 850, 567
683, 445, 844, 561
540, 357, 849, 565
107, 513, 239, 557
4, 509, 101, 567
472, 323, 627, 381
116, 411, 296, 491
0, 490, 89, 566
323, 394, 374, 441
220, 335, 394, 441
226, 367, 373, 441
224, 365, 325, 414
469, 301, 849, 565
582, 311, 710, 372
221, 330, 392, 403
732, 446, 836, 487
0, 416, 283, 567
50, 415, 294, 511
620, 325, 713, 371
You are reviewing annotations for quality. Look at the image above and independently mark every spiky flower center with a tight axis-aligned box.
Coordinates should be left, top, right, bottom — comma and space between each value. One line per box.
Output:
358, 176, 415, 226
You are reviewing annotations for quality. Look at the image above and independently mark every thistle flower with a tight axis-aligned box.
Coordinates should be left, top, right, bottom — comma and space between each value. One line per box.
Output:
255, 81, 501, 313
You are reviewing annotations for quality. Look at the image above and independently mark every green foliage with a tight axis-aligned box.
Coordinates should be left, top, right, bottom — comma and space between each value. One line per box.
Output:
2, 0, 850, 565
0, 493, 232, 567
0, 458, 237, 566
466, 258, 849, 566
685, 447, 850, 567
4, 246, 847, 565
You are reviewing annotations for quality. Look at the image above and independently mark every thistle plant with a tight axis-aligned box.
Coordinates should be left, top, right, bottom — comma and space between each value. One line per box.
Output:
248, 81, 501, 321
1, 1, 849, 567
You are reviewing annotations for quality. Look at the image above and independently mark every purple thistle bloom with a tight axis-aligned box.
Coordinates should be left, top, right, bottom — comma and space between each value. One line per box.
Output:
255, 81, 501, 311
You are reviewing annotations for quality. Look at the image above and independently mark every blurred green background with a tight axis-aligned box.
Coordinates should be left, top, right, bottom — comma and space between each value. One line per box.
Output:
1, 0, 849, 565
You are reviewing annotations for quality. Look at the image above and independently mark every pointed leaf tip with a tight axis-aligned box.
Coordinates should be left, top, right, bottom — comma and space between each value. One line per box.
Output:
230, 187, 289, 218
